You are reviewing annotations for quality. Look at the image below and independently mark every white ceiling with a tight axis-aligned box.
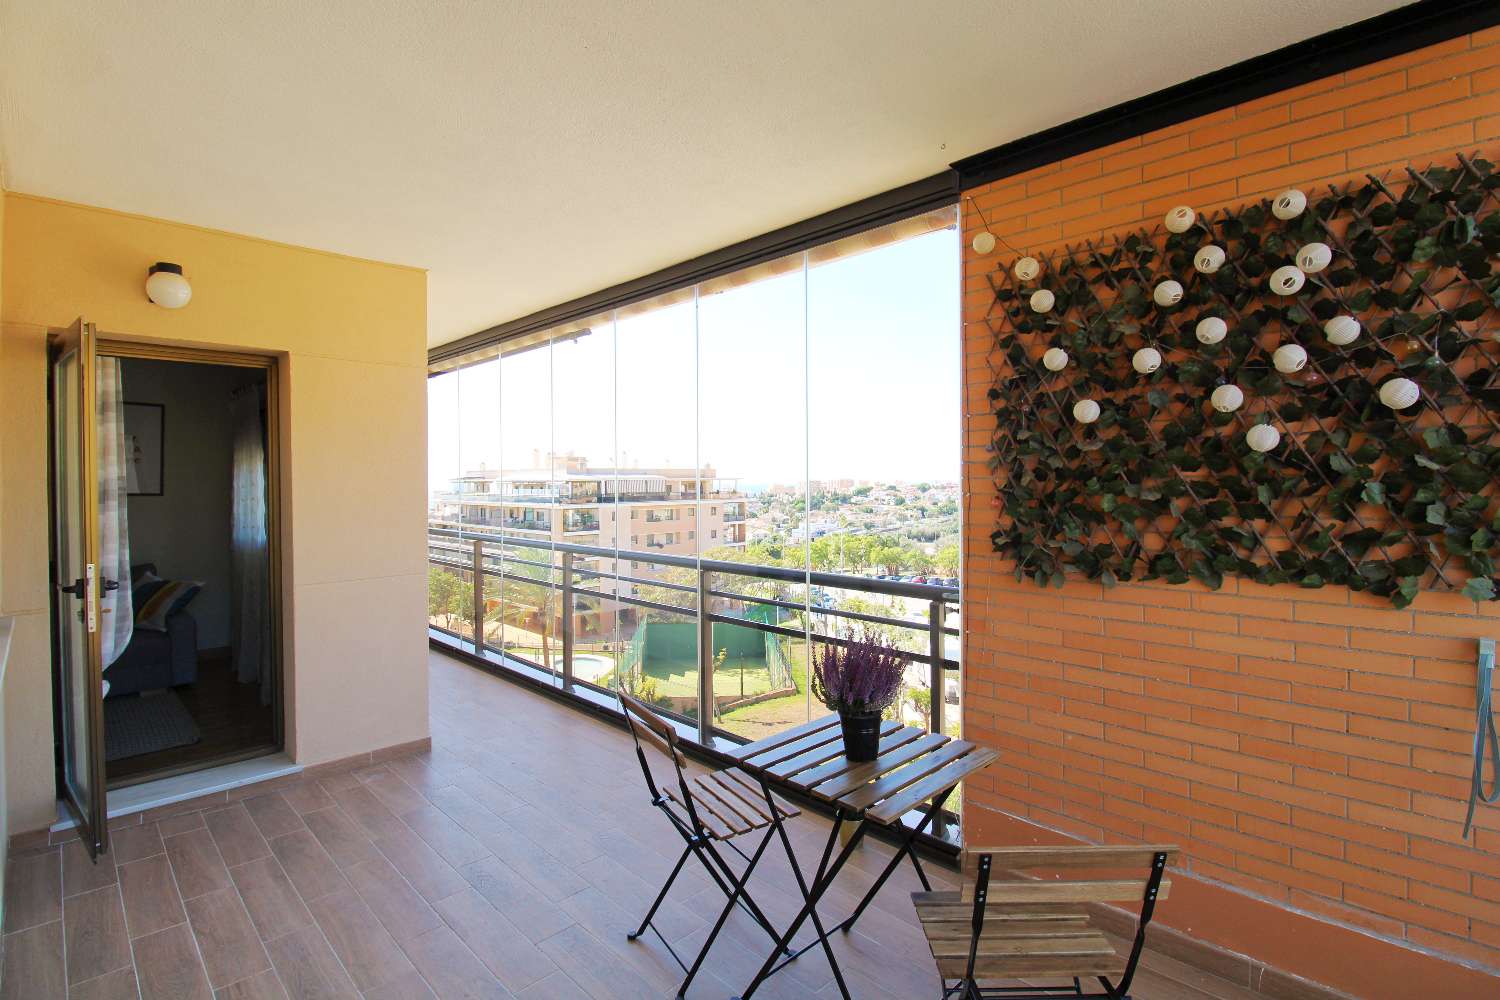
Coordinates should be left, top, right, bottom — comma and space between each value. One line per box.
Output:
0, 1, 1403, 347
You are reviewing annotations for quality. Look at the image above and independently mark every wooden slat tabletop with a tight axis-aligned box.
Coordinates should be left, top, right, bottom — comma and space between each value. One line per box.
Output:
728, 715, 997, 826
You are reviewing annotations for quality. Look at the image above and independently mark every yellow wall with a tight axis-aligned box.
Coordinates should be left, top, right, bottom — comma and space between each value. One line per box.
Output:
0, 193, 430, 834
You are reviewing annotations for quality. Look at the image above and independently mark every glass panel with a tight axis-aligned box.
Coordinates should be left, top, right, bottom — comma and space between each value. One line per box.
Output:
52, 345, 97, 840
487, 337, 555, 678
808, 216, 962, 745
613, 293, 699, 721
426, 368, 474, 644
550, 316, 619, 688
698, 258, 812, 741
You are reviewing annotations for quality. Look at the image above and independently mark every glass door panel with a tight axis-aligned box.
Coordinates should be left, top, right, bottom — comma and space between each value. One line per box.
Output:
52, 317, 108, 858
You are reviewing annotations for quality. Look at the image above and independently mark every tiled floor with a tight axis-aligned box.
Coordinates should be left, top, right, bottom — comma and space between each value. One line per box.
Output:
1, 650, 1259, 999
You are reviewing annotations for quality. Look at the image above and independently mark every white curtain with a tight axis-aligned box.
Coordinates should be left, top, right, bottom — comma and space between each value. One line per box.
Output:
98, 357, 134, 669
230, 386, 271, 704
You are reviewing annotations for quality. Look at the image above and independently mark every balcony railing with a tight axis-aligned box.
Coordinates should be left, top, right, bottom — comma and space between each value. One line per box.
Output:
425, 526, 960, 745
504, 518, 551, 532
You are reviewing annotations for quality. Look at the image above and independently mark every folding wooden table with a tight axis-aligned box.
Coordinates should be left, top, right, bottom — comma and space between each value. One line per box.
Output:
723, 715, 998, 1000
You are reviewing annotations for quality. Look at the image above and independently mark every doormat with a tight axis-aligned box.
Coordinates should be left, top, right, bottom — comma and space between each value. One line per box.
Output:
104, 690, 201, 762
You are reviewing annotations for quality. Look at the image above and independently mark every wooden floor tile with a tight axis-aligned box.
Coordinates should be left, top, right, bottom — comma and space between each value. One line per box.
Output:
536, 923, 662, 1000
398, 803, 491, 869
359, 768, 429, 816
299, 808, 381, 870
304, 888, 416, 993
157, 812, 207, 839
276, 781, 335, 817
65, 884, 133, 984
266, 830, 347, 904
213, 967, 289, 1000
183, 887, 272, 987
370, 826, 468, 902
204, 807, 273, 870
4, 849, 61, 932
515, 972, 590, 1000
325, 785, 408, 843
131, 922, 213, 1000
459, 856, 573, 945
0, 919, 66, 1000
241, 795, 306, 842
111, 824, 167, 865
63, 839, 120, 899
118, 854, 188, 940
164, 828, 234, 901
228, 857, 313, 941
344, 856, 443, 942
69, 965, 143, 1000
432, 887, 558, 992
263, 924, 359, 1000
398, 924, 510, 999
360, 970, 437, 1000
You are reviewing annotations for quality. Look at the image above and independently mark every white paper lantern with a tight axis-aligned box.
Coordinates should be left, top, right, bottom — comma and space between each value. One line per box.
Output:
1270, 264, 1306, 296
1246, 423, 1282, 453
1378, 377, 1421, 410
1014, 256, 1042, 282
1029, 289, 1055, 313
1272, 189, 1307, 220
1210, 384, 1244, 413
972, 231, 997, 255
1296, 242, 1333, 274
1194, 245, 1226, 274
1153, 280, 1184, 308
1273, 343, 1308, 373
1195, 316, 1228, 345
1072, 399, 1101, 424
1324, 315, 1361, 346
1042, 347, 1069, 371
1132, 347, 1162, 374
1164, 205, 1196, 234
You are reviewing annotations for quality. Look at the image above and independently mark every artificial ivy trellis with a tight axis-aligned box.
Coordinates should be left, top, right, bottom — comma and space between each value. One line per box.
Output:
984, 154, 1500, 608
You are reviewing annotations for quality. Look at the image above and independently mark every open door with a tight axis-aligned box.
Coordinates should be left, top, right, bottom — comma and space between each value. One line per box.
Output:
51, 318, 110, 858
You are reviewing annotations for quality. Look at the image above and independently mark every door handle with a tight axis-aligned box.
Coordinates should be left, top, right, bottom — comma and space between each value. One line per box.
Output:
102, 579, 120, 593
59, 578, 85, 597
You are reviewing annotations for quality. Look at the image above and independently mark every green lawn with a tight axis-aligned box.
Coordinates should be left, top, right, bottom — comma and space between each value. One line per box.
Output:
643, 654, 777, 699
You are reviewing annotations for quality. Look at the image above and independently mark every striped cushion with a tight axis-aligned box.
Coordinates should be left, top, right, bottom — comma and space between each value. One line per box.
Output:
134, 578, 202, 631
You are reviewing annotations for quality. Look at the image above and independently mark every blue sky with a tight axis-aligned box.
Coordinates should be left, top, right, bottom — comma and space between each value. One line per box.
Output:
428, 222, 961, 492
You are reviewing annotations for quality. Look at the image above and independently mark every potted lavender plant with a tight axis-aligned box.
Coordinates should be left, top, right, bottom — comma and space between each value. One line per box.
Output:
812, 628, 906, 762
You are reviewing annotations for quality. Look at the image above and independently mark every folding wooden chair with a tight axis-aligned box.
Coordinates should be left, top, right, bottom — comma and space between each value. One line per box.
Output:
912, 843, 1178, 1000
618, 692, 797, 998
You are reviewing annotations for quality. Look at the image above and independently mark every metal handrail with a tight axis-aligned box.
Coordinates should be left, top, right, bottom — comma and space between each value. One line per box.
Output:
427, 525, 961, 741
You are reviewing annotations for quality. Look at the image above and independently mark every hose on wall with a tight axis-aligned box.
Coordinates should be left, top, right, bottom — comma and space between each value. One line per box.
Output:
1464, 638, 1498, 839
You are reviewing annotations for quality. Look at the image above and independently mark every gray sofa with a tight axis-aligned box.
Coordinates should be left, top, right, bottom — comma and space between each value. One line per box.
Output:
105, 563, 199, 698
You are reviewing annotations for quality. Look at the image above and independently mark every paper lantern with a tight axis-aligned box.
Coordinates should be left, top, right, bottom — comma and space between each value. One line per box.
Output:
1153, 280, 1184, 307
1273, 343, 1308, 373
1164, 205, 1196, 234
972, 232, 997, 255
1246, 424, 1282, 453
1379, 377, 1421, 410
1210, 384, 1244, 413
1324, 315, 1360, 346
1194, 245, 1225, 274
1029, 289, 1055, 313
1296, 242, 1333, 274
1072, 399, 1101, 423
1269, 265, 1306, 296
1272, 189, 1307, 220
1132, 347, 1162, 374
1195, 316, 1227, 345
1014, 256, 1042, 281
1042, 347, 1069, 371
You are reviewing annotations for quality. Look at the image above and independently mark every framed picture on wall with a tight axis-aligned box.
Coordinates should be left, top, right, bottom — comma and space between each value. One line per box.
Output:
124, 402, 165, 495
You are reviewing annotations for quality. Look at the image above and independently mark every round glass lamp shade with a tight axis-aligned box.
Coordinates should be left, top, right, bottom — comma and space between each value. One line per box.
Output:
1195, 316, 1227, 344
1272, 189, 1307, 220
146, 262, 192, 309
1072, 399, 1101, 423
1014, 256, 1042, 282
972, 231, 997, 255
1042, 347, 1069, 371
1246, 424, 1281, 452
1029, 289, 1055, 313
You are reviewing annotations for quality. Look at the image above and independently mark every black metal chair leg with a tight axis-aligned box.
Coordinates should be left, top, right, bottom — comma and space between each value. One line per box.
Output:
677, 819, 778, 998
629, 843, 693, 940
699, 831, 792, 956
771, 803, 854, 1000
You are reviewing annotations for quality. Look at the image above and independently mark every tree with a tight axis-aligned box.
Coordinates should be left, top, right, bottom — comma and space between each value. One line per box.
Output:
907, 687, 932, 730
935, 544, 960, 577
428, 567, 471, 631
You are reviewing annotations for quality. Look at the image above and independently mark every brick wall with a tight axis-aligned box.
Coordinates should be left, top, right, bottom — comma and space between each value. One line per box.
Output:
961, 29, 1500, 986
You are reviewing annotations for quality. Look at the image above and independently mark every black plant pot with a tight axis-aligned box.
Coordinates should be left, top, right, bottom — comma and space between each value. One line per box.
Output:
839, 710, 882, 762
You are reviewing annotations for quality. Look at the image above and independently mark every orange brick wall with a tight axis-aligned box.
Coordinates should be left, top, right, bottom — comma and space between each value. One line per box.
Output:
960, 29, 1500, 987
